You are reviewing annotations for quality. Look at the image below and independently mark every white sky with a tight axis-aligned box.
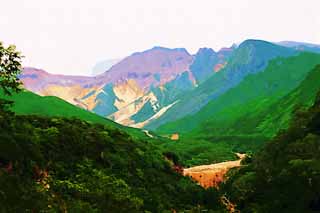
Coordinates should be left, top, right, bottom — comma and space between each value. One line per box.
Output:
1, 0, 319, 75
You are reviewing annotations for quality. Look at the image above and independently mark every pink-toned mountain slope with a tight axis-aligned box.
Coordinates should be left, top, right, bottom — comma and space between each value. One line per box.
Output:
96, 46, 194, 90
21, 67, 94, 92
20, 47, 196, 126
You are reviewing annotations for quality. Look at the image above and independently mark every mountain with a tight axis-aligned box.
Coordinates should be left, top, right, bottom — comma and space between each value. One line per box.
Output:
22, 40, 315, 131
88, 47, 196, 126
153, 58, 320, 167
20, 47, 194, 125
97, 46, 194, 89
277, 41, 320, 53
190, 46, 233, 84
157, 52, 320, 137
145, 40, 297, 130
20, 67, 94, 108
21, 45, 232, 128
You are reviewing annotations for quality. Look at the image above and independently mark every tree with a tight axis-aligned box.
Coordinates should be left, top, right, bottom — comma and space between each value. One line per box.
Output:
0, 42, 23, 95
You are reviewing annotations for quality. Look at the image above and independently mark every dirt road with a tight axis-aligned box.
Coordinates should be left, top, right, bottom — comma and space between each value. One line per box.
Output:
183, 153, 246, 188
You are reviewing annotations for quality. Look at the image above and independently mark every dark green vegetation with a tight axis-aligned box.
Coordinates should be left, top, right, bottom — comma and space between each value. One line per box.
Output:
0, 102, 223, 212
154, 136, 267, 167
221, 92, 320, 212
0, 42, 22, 95
155, 55, 320, 166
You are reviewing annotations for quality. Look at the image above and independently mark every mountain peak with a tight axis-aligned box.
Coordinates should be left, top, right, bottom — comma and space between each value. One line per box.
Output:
236, 39, 296, 57
239, 39, 275, 47
196, 47, 216, 55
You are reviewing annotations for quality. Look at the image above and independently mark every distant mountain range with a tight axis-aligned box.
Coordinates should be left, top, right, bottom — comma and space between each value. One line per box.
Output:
20, 40, 320, 130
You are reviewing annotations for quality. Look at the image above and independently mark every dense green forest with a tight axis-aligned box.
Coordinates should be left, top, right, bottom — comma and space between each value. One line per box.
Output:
0, 102, 223, 212
221, 91, 320, 212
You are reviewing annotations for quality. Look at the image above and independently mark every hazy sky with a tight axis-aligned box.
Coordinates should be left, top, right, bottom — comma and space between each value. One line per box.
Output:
1, 0, 319, 75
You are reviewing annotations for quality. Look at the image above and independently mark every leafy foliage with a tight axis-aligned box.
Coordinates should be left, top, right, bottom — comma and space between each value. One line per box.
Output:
0, 42, 23, 95
0, 107, 222, 212
221, 92, 320, 212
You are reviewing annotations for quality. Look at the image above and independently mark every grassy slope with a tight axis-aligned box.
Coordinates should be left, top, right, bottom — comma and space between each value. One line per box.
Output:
193, 56, 320, 139
257, 64, 320, 135
158, 52, 320, 137
0, 90, 118, 126
0, 90, 150, 140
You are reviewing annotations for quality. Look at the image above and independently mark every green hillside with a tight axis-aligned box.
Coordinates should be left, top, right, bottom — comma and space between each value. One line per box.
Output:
158, 52, 320, 137
146, 40, 296, 130
155, 54, 320, 166
0, 90, 151, 140
0, 90, 118, 126
221, 91, 320, 212
193, 56, 320, 138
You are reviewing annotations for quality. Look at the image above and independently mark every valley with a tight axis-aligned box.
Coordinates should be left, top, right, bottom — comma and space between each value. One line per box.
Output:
16, 40, 320, 168
1, 1, 320, 211
1, 38, 320, 212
